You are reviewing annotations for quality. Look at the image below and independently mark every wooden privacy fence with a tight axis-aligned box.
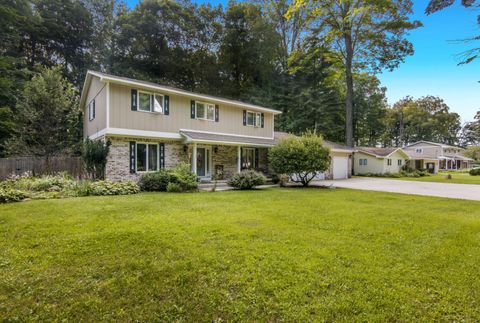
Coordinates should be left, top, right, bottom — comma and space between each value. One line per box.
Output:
0, 156, 87, 180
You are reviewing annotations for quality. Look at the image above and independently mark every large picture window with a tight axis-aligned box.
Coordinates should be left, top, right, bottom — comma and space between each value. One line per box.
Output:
246, 111, 261, 127
138, 91, 164, 113
195, 101, 215, 121
136, 143, 159, 172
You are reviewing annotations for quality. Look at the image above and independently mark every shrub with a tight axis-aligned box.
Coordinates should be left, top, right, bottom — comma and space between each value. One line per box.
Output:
138, 169, 172, 191
228, 170, 266, 190
82, 139, 111, 180
90, 180, 140, 196
470, 168, 480, 176
166, 182, 182, 192
0, 189, 27, 203
170, 163, 198, 192
138, 163, 198, 192
271, 173, 280, 184
269, 131, 330, 187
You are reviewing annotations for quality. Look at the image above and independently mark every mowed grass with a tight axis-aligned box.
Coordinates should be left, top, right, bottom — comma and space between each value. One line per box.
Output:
394, 172, 480, 185
1, 188, 480, 321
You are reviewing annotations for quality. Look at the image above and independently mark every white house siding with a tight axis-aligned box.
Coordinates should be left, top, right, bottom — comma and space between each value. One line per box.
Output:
383, 150, 407, 174
354, 152, 385, 175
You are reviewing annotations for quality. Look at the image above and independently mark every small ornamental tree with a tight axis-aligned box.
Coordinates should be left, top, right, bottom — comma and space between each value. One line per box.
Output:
269, 131, 330, 187
81, 139, 111, 180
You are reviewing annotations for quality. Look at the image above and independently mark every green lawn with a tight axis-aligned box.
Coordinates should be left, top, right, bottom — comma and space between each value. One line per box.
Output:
1, 188, 480, 321
394, 172, 480, 185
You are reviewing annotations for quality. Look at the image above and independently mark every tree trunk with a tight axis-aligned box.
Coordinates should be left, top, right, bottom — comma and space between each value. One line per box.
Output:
344, 32, 354, 148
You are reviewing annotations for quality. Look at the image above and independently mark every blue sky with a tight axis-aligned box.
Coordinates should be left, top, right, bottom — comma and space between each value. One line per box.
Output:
125, 0, 479, 122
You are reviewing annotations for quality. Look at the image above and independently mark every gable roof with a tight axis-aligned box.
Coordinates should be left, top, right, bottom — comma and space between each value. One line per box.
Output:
356, 147, 409, 159
404, 141, 463, 150
79, 70, 282, 115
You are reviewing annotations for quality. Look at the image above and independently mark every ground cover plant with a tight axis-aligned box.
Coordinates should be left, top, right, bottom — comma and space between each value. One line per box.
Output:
1, 188, 480, 321
0, 173, 139, 203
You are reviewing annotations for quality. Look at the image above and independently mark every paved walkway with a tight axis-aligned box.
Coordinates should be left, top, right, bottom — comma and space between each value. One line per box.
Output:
314, 177, 480, 201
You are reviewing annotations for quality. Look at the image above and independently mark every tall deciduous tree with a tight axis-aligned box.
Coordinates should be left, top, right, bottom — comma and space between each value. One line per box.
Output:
287, 0, 420, 147
8, 66, 81, 157
383, 96, 461, 146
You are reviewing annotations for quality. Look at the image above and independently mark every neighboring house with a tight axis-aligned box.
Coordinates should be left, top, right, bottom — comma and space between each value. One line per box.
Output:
403, 141, 473, 172
354, 147, 409, 175
274, 132, 354, 180
79, 71, 281, 181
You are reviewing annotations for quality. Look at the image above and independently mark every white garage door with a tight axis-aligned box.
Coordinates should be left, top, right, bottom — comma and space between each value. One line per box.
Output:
333, 156, 349, 179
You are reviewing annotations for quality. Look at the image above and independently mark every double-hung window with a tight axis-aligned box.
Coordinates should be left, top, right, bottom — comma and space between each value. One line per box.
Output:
387, 159, 392, 166
195, 101, 215, 121
246, 111, 261, 127
136, 143, 159, 172
138, 91, 165, 114
398, 159, 402, 166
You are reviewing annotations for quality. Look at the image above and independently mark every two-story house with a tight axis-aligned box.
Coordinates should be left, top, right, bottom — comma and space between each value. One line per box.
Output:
79, 71, 281, 181
403, 141, 474, 172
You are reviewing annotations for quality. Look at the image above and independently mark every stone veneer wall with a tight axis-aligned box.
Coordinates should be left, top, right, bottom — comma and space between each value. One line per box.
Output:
105, 137, 188, 181
105, 137, 272, 181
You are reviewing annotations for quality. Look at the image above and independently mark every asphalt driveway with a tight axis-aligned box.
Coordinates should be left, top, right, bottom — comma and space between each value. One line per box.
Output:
317, 177, 480, 201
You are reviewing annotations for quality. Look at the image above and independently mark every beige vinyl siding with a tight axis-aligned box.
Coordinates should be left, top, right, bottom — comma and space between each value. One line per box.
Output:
403, 143, 441, 158
354, 152, 385, 174
383, 150, 406, 173
108, 83, 274, 138
84, 76, 107, 138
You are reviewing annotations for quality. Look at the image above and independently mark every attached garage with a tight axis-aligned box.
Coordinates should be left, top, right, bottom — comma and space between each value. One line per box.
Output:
332, 155, 349, 179
322, 141, 353, 180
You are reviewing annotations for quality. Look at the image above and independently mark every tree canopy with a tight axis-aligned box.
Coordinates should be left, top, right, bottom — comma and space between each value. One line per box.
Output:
0, 0, 476, 158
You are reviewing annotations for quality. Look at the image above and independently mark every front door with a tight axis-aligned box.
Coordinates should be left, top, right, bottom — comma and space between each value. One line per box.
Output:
196, 147, 211, 178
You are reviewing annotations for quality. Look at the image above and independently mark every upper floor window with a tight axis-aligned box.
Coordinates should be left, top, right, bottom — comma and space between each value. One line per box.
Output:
195, 101, 215, 121
415, 148, 423, 154
88, 99, 95, 121
398, 159, 402, 166
138, 91, 165, 114
247, 111, 261, 127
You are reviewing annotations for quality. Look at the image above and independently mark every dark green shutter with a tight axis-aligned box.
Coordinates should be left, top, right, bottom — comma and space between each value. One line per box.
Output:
255, 148, 259, 169
261, 113, 264, 128
131, 89, 137, 111
164, 95, 169, 115
159, 143, 165, 168
191, 100, 195, 118
215, 104, 219, 122
243, 110, 246, 126
129, 141, 136, 173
